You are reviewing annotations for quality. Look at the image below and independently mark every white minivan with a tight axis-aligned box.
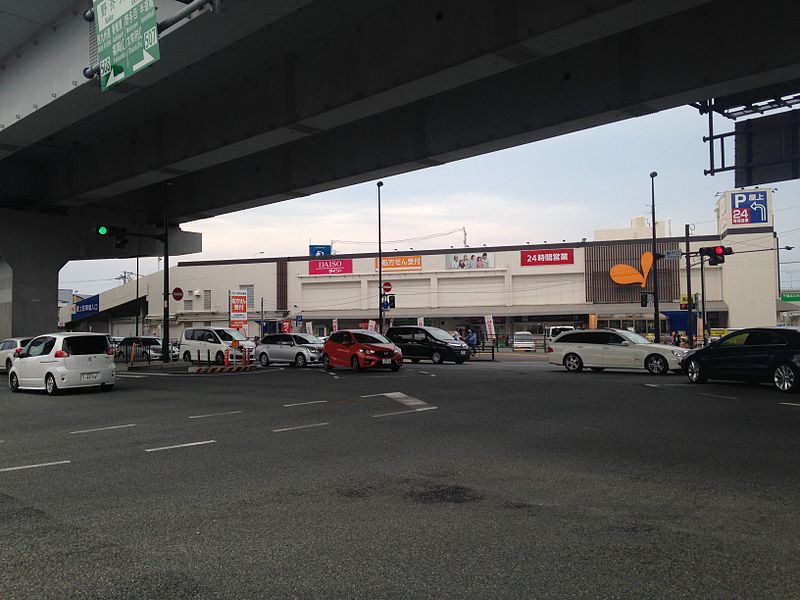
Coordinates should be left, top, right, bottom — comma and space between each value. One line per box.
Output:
512, 331, 536, 351
180, 327, 256, 364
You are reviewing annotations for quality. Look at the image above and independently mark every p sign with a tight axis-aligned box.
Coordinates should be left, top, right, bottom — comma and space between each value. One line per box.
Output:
731, 190, 768, 225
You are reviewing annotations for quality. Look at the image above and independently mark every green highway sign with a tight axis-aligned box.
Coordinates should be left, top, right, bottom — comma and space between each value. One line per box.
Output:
781, 292, 800, 302
93, 0, 160, 92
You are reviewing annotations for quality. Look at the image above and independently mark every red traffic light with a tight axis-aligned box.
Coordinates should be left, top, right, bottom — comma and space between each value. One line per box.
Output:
714, 246, 724, 255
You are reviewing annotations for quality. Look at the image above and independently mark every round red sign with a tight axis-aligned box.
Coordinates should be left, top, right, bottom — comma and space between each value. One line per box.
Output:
382, 282, 392, 293
172, 287, 184, 301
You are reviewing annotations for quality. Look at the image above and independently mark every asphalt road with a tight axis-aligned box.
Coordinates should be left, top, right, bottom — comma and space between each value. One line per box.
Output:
1, 359, 799, 599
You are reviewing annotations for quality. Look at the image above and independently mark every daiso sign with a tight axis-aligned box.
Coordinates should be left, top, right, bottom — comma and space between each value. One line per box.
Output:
309, 258, 353, 275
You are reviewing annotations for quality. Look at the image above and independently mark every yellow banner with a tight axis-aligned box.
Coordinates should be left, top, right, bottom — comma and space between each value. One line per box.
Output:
375, 255, 422, 271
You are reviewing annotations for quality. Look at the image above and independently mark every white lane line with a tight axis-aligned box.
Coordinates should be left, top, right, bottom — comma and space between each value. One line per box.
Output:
696, 393, 739, 400
188, 410, 243, 419
117, 374, 147, 379
272, 422, 329, 433
780, 402, 800, 407
145, 440, 216, 452
372, 406, 439, 418
70, 423, 137, 434
0, 460, 71, 473
284, 400, 328, 407
419, 371, 429, 375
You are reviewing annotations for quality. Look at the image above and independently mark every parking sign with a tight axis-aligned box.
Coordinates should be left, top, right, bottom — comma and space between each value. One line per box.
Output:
731, 190, 768, 225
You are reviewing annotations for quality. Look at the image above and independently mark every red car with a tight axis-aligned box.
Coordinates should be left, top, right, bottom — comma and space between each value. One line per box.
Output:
323, 329, 403, 372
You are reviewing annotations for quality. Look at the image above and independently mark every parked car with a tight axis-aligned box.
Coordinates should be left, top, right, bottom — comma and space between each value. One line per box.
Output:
385, 325, 469, 364
512, 331, 536, 352
180, 327, 256, 364
682, 327, 800, 392
323, 329, 403, 372
549, 328, 686, 375
116, 336, 179, 362
8, 332, 115, 395
0, 337, 33, 372
254, 333, 324, 367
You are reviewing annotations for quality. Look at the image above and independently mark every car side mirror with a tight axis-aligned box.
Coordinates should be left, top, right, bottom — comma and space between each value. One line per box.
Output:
620, 341, 630, 346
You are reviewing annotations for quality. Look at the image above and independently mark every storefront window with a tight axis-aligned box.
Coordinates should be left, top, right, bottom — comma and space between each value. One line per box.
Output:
621, 319, 634, 331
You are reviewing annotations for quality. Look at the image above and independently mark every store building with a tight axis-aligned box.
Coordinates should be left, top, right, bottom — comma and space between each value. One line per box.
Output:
62, 189, 784, 341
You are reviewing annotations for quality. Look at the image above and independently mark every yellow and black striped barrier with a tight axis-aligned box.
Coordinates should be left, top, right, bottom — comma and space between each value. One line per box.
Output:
188, 365, 259, 374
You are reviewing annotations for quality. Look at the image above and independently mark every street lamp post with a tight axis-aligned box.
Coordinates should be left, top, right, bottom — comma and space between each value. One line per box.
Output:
377, 181, 384, 333
650, 171, 661, 343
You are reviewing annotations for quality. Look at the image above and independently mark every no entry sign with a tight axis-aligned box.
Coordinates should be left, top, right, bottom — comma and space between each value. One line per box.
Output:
382, 282, 392, 293
172, 287, 184, 301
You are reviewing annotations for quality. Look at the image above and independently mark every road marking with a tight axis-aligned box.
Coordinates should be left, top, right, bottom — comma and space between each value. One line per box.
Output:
372, 406, 439, 418
70, 423, 137, 434
0, 460, 71, 473
284, 400, 328, 407
145, 440, 217, 452
188, 410, 243, 419
117, 374, 146, 379
272, 422, 330, 433
780, 402, 800, 407
696, 393, 739, 400
419, 371, 429, 375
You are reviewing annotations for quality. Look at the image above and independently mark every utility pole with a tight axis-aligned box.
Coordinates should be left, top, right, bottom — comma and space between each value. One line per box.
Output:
650, 172, 660, 343
135, 256, 140, 336
700, 255, 708, 344
684, 223, 693, 348
162, 184, 171, 362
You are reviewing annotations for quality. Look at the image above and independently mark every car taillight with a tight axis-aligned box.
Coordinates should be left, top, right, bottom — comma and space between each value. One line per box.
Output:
13, 347, 23, 355
54, 350, 70, 358
106, 347, 115, 356
546, 347, 554, 353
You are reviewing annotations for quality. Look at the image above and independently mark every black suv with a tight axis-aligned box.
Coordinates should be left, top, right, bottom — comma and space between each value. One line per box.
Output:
385, 325, 470, 364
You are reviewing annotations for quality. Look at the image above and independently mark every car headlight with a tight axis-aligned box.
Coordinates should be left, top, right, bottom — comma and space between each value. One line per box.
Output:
394, 348, 401, 355
360, 348, 375, 354
671, 349, 687, 359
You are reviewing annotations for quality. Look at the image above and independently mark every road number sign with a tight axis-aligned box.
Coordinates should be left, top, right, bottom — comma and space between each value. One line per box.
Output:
382, 282, 392, 293
172, 287, 184, 301
93, 0, 161, 92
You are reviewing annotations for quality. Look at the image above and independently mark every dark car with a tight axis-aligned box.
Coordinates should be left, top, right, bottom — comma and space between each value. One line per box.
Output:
117, 336, 179, 362
385, 325, 470, 364
682, 327, 800, 392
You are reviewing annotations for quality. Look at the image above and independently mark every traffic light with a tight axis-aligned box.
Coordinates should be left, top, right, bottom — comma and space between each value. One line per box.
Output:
96, 225, 128, 248
387, 294, 396, 309
699, 245, 733, 266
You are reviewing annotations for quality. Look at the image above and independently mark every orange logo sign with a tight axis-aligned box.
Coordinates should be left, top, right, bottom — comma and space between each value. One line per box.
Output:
610, 252, 653, 288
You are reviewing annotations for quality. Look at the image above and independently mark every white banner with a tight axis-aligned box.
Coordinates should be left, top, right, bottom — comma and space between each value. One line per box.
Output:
484, 314, 496, 339
417, 317, 424, 326
305, 321, 313, 335
367, 320, 377, 331
332, 319, 338, 332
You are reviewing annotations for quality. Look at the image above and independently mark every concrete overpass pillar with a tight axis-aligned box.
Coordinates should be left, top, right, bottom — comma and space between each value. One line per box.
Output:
0, 253, 66, 339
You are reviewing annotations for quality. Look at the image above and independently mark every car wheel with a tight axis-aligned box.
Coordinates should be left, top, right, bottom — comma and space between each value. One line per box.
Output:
45, 373, 59, 396
5, 358, 11, 371
563, 353, 583, 372
590, 367, 605, 372
773, 363, 798, 393
391, 362, 401, 372
350, 355, 360, 373
686, 359, 707, 384
100, 383, 114, 392
323, 354, 332, 370
645, 354, 668, 375
431, 351, 443, 365
295, 353, 307, 368
142, 350, 149, 360
455, 359, 464, 365
411, 358, 420, 363
259, 353, 270, 367
9, 372, 19, 392
183, 351, 192, 363
215, 351, 225, 366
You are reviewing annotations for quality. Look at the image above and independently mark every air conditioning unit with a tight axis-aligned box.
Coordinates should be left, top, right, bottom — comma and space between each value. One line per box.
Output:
192, 290, 202, 296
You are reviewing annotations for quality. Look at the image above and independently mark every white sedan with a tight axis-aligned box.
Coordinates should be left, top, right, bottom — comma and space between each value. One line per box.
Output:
548, 329, 687, 375
9, 332, 116, 395
0, 336, 33, 372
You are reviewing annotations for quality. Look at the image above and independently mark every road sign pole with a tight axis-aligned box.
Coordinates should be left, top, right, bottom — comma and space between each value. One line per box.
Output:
700, 254, 707, 343
377, 182, 384, 333
684, 223, 693, 348
162, 190, 170, 362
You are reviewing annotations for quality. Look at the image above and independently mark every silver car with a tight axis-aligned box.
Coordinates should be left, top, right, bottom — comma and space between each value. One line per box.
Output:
254, 333, 324, 367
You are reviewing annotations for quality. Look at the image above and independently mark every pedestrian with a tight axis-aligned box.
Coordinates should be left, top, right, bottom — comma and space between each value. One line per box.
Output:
466, 329, 478, 355
671, 331, 679, 346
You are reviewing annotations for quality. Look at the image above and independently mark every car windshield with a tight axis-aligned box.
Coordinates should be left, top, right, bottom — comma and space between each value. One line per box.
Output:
515, 332, 534, 341
426, 327, 457, 342
295, 334, 323, 344
214, 329, 247, 341
63, 335, 109, 355
618, 330, 651, 345
353, 332, 391, 344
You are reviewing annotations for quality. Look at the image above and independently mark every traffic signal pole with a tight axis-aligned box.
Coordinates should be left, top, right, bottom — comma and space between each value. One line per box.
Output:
700, 254, 707, 344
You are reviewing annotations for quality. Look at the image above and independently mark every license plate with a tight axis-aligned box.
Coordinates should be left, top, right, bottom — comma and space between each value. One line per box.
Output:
461, 350, 467, 354
81, 372, 99, 381
382, 359, 391, 365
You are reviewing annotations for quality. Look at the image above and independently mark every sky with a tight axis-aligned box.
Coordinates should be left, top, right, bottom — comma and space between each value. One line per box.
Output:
58, 105, 800, 296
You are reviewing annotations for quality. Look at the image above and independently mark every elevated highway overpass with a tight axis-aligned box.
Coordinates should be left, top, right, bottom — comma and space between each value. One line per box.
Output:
1, 0, 799, 337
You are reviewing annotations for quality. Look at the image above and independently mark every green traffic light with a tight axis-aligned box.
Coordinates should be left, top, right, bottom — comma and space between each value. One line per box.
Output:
97, 226, 108, 235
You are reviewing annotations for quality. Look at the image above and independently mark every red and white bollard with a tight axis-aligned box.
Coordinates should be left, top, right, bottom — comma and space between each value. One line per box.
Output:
224, 348, 230, 367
